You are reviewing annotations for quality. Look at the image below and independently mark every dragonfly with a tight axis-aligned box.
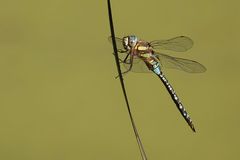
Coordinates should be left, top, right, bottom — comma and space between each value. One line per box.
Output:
109, 35, 206, 132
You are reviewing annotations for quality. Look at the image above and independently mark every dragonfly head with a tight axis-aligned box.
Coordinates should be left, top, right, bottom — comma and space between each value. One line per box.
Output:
123, 35, 138, 50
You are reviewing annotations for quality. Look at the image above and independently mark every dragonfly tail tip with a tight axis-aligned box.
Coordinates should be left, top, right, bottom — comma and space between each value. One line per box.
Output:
191, 124, 196, 132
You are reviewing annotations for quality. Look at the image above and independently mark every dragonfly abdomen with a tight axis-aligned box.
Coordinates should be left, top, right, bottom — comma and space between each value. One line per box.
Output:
139, 52, 162, 75
157, 73, 196, 132
152, 61, 161, 75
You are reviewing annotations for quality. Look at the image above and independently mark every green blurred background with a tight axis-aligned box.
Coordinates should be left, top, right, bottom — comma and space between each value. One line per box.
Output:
0, 0, 239, 159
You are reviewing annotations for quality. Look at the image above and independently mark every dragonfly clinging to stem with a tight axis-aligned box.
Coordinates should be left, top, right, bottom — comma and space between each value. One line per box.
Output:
109, 35, 206, 132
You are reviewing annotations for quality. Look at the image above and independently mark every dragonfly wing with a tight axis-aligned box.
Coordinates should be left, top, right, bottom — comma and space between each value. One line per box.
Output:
150, 36, 193, 52
108, 36, 127, 52
122, 57, 151, 73
155, 52, 206, 73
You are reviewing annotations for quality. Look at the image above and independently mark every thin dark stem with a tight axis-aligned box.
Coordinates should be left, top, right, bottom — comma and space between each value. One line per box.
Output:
107, 0, 147, 160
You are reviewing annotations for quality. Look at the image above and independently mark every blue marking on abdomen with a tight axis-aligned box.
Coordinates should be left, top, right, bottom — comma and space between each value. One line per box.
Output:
153, 62, 161, 75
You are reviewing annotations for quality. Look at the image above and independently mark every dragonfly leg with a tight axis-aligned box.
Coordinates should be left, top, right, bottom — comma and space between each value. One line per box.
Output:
115, 54, 133, 79
115, 65, 132, 79
122, 54, 130, 63
115, 70, 131, 79
119, 54, 130, 63
112, 52, 130, 63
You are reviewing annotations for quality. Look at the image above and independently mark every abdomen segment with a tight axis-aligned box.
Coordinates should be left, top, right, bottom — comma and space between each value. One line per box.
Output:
157, 72, 196, 132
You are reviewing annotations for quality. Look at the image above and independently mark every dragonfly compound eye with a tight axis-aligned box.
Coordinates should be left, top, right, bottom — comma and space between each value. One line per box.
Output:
128, 35, 138, 47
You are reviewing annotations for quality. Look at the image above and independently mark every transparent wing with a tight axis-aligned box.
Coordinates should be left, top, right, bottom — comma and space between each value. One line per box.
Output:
150, 36, 193, 52
108, 36, 127, 52
122, 56, 151, 73
155, 52, 206, 73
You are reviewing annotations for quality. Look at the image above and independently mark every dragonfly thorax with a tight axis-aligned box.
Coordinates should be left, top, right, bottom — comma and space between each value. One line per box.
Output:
123, 35, 138, 50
